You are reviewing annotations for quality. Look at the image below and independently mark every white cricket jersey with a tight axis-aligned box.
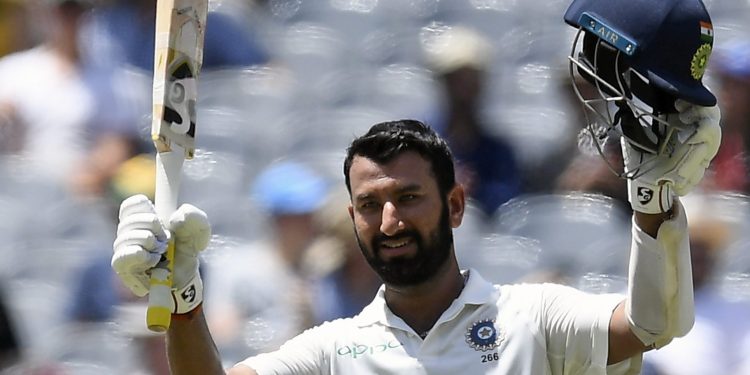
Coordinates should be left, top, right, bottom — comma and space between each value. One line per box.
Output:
238, 270, 642, 375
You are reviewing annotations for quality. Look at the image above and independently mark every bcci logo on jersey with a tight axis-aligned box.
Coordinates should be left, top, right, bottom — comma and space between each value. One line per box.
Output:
465, 319, 503, 352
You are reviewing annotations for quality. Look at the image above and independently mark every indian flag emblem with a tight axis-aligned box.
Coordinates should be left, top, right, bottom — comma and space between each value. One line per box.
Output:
700, 21, 714, 43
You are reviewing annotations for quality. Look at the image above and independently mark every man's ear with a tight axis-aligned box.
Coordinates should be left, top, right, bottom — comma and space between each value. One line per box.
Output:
448, 184, 466, 228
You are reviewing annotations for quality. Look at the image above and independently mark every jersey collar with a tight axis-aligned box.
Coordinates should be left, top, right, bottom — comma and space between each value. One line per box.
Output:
354, 268, 499, 329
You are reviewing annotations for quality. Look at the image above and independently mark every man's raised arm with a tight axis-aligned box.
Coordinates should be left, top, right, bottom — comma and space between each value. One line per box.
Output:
608, 101, 722, 363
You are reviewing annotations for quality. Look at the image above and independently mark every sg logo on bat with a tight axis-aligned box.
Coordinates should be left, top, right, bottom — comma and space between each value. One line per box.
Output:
152, 4, 205, 159
164, 59, 197, 138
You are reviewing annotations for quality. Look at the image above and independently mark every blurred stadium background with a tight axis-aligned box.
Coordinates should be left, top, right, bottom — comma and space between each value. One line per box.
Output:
0, 0, 749, 373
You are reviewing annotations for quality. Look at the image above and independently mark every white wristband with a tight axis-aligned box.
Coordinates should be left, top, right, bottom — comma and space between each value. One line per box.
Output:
627, 179, 674, 214
173, 274, 203, 314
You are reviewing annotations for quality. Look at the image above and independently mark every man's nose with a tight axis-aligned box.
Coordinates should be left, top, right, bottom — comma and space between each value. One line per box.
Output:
380, 201, 405, 236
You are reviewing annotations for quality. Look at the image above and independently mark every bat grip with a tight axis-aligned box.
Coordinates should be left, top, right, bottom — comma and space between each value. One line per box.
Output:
147, 238, 176, 332
147, 146, 184, 332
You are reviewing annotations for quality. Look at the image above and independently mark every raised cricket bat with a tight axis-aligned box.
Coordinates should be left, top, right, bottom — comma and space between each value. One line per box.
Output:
148, 0, 208, 332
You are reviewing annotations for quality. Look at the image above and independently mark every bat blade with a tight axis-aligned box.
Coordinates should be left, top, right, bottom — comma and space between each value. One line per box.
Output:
147, 0, 208, 333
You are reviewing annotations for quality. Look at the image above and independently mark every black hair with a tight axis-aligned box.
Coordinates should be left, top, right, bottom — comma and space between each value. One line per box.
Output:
343, 119, 456, 196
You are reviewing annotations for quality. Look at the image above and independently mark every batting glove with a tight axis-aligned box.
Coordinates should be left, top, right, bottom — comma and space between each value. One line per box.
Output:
112, 194, 211, 313
622, 100, 721, 214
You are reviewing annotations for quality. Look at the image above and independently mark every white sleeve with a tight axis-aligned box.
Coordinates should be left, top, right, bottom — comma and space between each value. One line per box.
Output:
235, 322, 333, 375
626, 199, 693, 348
536, 283, 642, 375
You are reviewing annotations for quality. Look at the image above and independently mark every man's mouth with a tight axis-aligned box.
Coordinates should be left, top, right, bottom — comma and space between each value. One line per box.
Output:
378, 237, 416, 259
382, 239, 411, 248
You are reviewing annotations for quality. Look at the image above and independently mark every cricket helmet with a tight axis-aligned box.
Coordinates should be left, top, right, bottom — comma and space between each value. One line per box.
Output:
564, 0, 715, 177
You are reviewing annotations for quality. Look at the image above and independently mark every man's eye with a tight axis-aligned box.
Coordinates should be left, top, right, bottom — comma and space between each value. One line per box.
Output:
359, 201, 377, 210
400, 194, 417, 202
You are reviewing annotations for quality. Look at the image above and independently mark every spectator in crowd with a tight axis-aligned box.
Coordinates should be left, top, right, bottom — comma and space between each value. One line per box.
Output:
0, 0, 33, 58
204, 160, 329, 366
555, 137, 629, 210
63, 153, 170, 374
554, 74, 630, 212
422, 26, 522, 216
67, 154, 158, 323
85, 0, 271, 72
642, 194, 750, 375
0, 285, 19, 371
0, 0, 142, 198
304, 187, 382, 324
703, 41, 750, 193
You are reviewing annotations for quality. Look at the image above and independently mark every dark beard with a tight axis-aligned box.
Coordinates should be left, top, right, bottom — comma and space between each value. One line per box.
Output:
356, 202, 453, 287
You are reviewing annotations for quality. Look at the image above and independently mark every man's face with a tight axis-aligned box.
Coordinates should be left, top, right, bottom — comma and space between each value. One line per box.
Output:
443, 66, 483, 107
347, 151, 463, 287
718, 75, 750, 134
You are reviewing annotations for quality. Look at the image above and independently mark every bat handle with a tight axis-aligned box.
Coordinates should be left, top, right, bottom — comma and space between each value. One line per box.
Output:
147, 146, 184, 332
147, 237, 176, 332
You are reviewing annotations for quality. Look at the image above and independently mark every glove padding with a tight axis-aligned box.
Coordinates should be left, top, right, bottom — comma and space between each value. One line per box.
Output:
622, 100, 721, 214
112, 194, 211, 312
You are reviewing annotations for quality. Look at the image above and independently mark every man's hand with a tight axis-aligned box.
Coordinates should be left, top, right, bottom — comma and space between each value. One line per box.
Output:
622, 100, 721, 214
112, 194, 211, 314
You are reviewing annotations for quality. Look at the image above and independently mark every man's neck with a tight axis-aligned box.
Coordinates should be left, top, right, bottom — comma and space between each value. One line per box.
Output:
383, 261, 466, 336
49, 34, 81, 67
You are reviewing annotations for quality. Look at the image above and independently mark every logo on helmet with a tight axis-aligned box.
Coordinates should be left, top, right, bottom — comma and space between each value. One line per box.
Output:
691, 43, 712, 80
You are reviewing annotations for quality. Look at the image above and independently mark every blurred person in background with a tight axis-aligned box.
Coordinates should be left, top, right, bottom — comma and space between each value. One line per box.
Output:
204, 160, 329, 366
66, 153, 171, 374
422, 26, 522, 217
67, 154, 158, 324
702, 41, 750, 193
304, 187, 382, 325
642, 194, 750, 375
554, 74, 630, 213
0, 0, 142, 198
554, 137, 630, 211
85, 0, 271, 72
0, 285, 19, 371
0, 0, 34, 58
